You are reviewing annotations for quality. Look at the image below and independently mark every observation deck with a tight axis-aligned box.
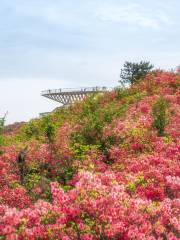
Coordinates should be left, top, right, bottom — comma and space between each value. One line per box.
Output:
41, 87, 109, 106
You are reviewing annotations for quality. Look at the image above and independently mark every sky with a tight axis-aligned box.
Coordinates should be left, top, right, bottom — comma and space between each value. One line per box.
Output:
0, 0, 179, 124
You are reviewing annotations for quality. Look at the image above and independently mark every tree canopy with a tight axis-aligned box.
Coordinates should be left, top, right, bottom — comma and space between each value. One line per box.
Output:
119, 61, 154, 86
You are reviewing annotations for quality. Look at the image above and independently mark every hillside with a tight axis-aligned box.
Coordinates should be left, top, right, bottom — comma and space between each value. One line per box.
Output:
0, 71, 180, 239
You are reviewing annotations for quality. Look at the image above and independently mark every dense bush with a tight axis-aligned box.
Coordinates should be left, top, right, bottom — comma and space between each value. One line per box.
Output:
152, 96, 169, 136
0, 70, 179, 239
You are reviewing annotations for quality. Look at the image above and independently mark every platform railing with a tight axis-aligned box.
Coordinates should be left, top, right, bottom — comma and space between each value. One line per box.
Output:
41, 86, 111, 95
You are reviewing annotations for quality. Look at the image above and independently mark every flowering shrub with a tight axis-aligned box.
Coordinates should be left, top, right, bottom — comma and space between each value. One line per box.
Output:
0, 70, 179, 239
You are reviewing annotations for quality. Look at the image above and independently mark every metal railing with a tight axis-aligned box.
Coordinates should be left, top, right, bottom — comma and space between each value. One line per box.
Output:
41, 86, 111, 95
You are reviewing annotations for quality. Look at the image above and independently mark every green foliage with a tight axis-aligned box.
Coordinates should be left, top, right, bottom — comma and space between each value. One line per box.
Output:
71, 142, 93, 159
56, 165, 75, 185
23, 115, 56, 142
61, 185, 73, 192
103, 109, 113, 123
41, 211, 58, 225
24, 119, 40, 139
0, 116, 5, 146
24, 173, 41, 191
82, 113, 104, 145
152, 97, 169, 136
103, 102, 128, 123
78, 95, 104, 145
0, 118, 4, 134
70, 93, 129, 161
126, 182, 136, 193
71, 141, 101, 162
0, 236, 5, 240
126, 175, 146, 193
120, 61, 154, 86
41, 115, 55, 143
115, 86, 145, 106
0, 136, 4, 147
115, 87, 130, 100
80, 95, 100, 117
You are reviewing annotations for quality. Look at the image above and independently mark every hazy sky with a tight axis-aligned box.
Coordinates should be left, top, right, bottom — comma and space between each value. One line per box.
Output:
0, 0, 179, 124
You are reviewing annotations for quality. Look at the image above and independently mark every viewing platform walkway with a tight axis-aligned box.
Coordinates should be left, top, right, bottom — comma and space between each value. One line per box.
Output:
41, 87, 110, 106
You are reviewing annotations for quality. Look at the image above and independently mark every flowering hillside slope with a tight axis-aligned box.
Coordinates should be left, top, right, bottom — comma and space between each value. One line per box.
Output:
0, 71, 180, 240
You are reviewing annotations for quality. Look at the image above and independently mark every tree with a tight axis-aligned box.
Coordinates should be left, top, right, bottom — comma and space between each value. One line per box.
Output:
119, 61, 154, 86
